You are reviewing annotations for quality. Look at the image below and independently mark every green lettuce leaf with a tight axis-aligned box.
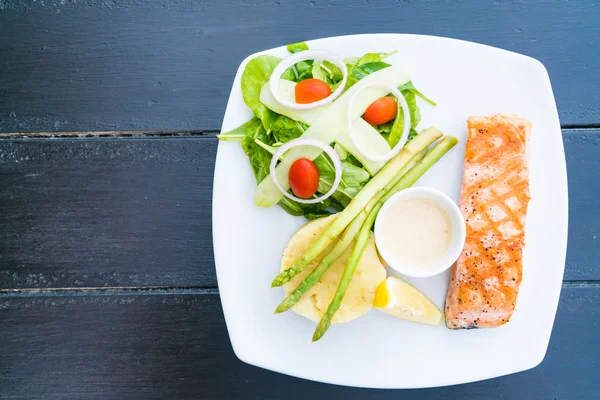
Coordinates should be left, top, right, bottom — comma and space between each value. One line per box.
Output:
217, 117, 260, 141
287, 42, 309, 53
314, 156, 370, 203
241, 55, 286, 130
270, 115, 308, 144
277, 192, 341, 220
407, 128, 419, 143
312, 61, 344, 88
397, 80, 437, 106
357, 50, 397, 65
286, 41, 312, 81
241, 118, 274, 182
387, 90, 421, 147
345, 61, 391, 89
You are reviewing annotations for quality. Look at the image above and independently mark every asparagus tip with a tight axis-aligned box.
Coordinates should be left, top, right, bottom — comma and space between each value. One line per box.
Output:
271, 273, 285, 287
272, 269, 294, 287
312, 319, 331, 342
274, 302, 288, 314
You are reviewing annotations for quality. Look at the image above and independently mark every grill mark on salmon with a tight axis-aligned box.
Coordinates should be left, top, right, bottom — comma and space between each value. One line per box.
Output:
445, 113, 532, 329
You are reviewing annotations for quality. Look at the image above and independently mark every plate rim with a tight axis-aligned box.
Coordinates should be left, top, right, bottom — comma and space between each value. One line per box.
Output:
212, 33, 569, 389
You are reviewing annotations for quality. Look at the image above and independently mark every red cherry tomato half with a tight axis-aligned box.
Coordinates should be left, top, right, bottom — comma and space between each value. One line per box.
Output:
363, 97, 398, 126
288, 158, 320, 199
295, 79, 332, 104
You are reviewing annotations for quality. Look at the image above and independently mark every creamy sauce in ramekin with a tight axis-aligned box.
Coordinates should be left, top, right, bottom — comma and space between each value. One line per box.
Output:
378, 197, 452, 266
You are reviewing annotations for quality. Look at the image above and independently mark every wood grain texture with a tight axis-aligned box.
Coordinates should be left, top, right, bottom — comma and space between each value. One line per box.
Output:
0, 130, 214, 138
563, 130, 600, 280
0, 288, 597, 399
0, 131, 595, 289
0, 0, 599, 133
0, 138, 216, 289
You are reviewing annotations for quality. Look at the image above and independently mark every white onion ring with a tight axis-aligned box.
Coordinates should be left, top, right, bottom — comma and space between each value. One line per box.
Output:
346, 82, 411, 162
269, 50, 348, 110
269, 138, 342, 204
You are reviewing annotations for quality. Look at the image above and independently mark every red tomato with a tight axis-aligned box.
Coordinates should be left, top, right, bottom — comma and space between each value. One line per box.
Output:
295, 79, 332, 104
288, 158, 320, 199
363, 97, 398, 125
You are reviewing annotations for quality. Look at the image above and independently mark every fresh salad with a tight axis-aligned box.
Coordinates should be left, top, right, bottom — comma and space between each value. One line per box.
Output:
219, 41, 459, 341
218, 41, 435, 220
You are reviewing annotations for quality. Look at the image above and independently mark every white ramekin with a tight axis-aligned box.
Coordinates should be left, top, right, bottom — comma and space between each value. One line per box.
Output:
374, 187, 466, 278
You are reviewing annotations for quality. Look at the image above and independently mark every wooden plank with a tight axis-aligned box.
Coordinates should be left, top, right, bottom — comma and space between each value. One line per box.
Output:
0, 287, 598, 399
0, 138, 217, 289
0, 130, 597, 289
0, 130, 212, 138
0, 0, 599, 133
564, 130, 600, 280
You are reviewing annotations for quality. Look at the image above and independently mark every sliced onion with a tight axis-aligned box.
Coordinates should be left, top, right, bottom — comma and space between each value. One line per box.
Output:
269, 50, 348, 110
270, 138, 342, 205
346, 82, 411, 162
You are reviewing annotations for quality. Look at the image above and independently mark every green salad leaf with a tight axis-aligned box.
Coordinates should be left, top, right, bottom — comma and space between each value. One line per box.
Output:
350, 61, 391, 81
241, 55, 293, 131
339, 162, 370, 187
286, 41, 313, 81
314, 156, 370, 205
296, 63, 313, 81
277, 197, 304, 216
271, 115, 307, 144
343, 56, 360, 65
407, 128, 419, 143
241, 118, 273, 182
312, 62, 328, 82
387, 90, 421, 148
356, 50, 397, 65
217, 117, 260, 141
342, 152, 364, 168
345, 61, 391, 89
374, 121, 393, 139
341, 49, 397, 89
287, 42, 309, 53
312, 61, 344, 88
397, 80, 437, 106
278, 193, 343, 221
303, 201, 345, 220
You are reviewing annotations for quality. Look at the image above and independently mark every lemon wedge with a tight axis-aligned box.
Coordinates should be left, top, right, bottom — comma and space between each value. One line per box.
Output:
373, 276, 443, 325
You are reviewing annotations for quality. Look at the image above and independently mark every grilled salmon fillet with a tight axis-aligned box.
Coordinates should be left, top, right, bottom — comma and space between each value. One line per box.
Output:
445, 113, 532, 329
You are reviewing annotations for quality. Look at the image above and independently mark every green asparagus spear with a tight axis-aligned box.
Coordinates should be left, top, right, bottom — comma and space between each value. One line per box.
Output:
274, 211, 367, 314
382, 136, 459, 203
271, 127, 443, 287
312, 135, 459, 341
312, 203, 380, 341
273, 148, 429, 314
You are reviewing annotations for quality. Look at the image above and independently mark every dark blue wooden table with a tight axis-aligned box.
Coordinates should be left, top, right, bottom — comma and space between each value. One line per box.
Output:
0, 1, 598, 399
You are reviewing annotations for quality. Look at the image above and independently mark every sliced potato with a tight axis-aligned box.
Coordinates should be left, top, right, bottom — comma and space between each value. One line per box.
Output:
281, 215, 386, 324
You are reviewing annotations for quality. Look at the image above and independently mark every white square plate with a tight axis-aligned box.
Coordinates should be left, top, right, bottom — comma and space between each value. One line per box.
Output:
212, 34, 568, 388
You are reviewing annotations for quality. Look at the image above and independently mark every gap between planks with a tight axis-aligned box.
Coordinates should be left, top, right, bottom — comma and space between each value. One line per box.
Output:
0, 126, 598, 139
0, 286, 219, 298
0, 281, 598, 298
0, 130, 219, 139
